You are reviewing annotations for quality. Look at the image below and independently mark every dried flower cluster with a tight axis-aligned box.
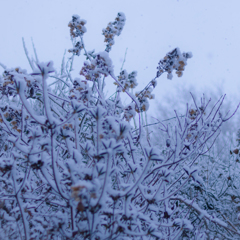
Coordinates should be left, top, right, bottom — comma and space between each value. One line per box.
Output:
115, 70, 138, 92
80, 52, 114, 81
102, 12, 126, 52
157, 48, 192, 80
0, 12, 239, 240
68, 15, 87, 56
69, 79, 93, 106
135, 87, 155, 112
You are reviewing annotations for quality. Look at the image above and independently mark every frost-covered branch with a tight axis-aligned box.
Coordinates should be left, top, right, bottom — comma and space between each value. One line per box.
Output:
0, 11, 238, 240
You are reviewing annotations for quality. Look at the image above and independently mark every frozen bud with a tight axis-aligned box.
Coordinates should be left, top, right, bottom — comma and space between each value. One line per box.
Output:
151, 79, 157, 88
233, 149, 239, 154
183, 52, 193, 59
166, 139, 171, 147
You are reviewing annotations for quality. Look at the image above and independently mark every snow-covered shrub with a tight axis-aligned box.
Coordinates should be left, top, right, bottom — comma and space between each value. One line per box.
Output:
153, 86, 240, 239
0, 12, 239, 240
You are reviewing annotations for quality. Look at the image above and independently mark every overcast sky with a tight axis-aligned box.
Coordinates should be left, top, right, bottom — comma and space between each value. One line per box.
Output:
1, 0, 240, 119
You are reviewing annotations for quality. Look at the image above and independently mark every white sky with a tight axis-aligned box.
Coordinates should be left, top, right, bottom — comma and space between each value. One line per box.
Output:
1, 0, 240, 119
